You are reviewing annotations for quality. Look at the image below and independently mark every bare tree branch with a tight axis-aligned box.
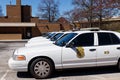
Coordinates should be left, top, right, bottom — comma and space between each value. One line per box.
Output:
0, 6, 3, 16
37, 0, 59, 22
68, 0, 120, 27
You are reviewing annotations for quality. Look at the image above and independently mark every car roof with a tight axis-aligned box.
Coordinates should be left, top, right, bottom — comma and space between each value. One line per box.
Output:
72, 30, 118, 34
50, 28, 119, 35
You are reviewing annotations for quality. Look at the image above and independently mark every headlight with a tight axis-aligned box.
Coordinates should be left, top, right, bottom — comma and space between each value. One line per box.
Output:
12, 49, 26, 61
13, 55, 26, 61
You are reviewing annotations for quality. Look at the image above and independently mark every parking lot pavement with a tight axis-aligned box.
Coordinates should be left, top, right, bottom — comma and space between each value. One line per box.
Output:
0, 42, 120, 80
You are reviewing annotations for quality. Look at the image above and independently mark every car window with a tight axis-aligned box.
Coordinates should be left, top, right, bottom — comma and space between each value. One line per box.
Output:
50, 33, 57, 38
110, 33, 120, 44
50, 33, 64, 41
98, 33, 120, 46
98, 33, 111, 45
54, 33, 64, 40
50, 33, 59, 40
55, 33, 68, 42
71, 33, 94, 47
46, 33, 55, 39
55, 33, 77, 46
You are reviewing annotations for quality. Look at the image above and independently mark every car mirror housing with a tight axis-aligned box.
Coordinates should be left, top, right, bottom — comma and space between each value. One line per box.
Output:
50, 37, 55, 41
66, 42, 74, 48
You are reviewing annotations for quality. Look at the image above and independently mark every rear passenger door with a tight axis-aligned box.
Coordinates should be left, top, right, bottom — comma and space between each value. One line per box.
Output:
97, 32, 120, 66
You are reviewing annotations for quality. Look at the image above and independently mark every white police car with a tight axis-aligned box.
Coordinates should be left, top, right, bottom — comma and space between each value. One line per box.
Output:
27, 32, 62, 43
8, 29, 120, 79
27, 32, 55, 43
25, 32, 72, 47
25, 32, 63, 47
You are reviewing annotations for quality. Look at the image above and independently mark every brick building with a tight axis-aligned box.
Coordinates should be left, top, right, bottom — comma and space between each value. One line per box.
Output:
0, 0, 71, 40
74, 18, 120, 30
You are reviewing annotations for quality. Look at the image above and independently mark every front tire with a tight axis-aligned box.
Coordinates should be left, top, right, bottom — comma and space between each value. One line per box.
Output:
29, 58, 54, 79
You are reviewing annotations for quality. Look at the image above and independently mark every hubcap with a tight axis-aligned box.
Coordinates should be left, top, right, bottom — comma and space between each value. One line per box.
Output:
34, 61, 50, 77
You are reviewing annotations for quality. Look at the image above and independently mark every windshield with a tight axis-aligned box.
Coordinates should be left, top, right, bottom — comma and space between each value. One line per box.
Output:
42, 33, 49, 37
55, 33, 77, 46
46, 33, 55, 39
49, 33, 58, 39
50, 33, 64, 41
56, 33, 69, 41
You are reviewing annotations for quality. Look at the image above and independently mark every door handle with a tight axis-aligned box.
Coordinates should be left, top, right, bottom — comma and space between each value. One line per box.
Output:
89, 49, 96, 51
117, 47, 120, 50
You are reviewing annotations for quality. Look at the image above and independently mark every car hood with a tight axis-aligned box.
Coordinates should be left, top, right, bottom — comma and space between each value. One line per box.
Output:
30, 36, 45, 40
25, 41, 53, 47
28, 38, 49, 43
28, 37, 47, 43
16, 44, 61, 55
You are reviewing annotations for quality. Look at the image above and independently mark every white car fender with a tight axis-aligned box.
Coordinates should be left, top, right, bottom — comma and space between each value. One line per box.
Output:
17, 45, 63, 69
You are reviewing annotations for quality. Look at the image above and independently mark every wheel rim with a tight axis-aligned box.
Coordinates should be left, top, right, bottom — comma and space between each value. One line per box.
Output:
34, 61, 50, 78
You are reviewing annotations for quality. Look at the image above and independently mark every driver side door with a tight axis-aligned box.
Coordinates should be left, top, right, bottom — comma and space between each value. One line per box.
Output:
62, 33, 97, 69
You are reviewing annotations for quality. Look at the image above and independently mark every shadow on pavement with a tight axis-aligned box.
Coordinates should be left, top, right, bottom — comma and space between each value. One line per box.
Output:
55, 66, 119, 77
17, 66, 120, 79
17, 72, 33, 78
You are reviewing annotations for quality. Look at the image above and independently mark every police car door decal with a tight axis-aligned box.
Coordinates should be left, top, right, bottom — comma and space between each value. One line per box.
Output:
76, 47, 85, 58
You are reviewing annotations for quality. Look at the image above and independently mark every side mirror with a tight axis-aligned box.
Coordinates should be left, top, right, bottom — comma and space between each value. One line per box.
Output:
51, 37, 55, 41
66, 42, 74, 48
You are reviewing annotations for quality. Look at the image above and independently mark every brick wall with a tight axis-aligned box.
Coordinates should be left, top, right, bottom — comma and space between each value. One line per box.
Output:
32, 27, 42, 37
21, 6, 31, 22
7, 5, 21, 22
37, 23, 60, 33
61, 24, 72, 31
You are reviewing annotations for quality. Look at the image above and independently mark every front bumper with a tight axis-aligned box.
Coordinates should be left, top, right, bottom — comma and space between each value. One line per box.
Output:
8, 58, 28, 72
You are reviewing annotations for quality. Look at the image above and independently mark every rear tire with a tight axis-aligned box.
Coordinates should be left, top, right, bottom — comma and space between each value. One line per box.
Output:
118, 60, 120, 71
29, 58, 54, 79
